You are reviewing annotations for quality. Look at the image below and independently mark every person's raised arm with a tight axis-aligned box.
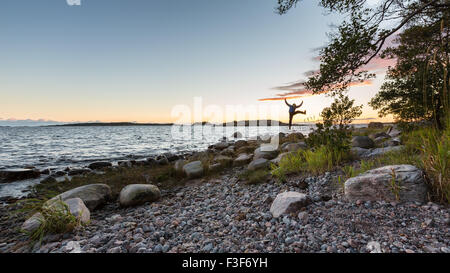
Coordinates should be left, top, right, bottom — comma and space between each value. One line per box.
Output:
296, 100, 303, 109
284, 99, 291, 107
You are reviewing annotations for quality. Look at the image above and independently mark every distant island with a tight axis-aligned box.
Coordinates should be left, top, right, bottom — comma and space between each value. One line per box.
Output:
47, 120, 300, 127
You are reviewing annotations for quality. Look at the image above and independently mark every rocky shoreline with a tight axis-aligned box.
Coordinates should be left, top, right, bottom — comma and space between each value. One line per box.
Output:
0, 124, 449, 253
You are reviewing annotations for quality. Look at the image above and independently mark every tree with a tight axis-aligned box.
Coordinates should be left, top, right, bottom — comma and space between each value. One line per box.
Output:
306, 94, 362, 164
369, 20, 450, 128
321, 93, 363, 128
276, 0, 450, 96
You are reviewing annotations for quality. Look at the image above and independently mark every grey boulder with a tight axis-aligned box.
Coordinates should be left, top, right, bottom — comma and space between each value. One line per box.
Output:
344, 164, 428, 203
0, 168, 40, 182
247, 158, 269, 171
183, 161, 204, 178
233, 153, 253, 166
351, 136, 375, 149
270, 152, 291, 165
270, 192, 310, 218
22, 197, 90, 234
88, 161, 112, 170
254, 146, 279, 160
49, 184, 112, 211
174, 159, 187, 172
119, 184, 161, 207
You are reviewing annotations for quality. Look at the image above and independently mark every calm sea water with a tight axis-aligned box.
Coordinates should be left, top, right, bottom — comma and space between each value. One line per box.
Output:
0, 125, 315, 170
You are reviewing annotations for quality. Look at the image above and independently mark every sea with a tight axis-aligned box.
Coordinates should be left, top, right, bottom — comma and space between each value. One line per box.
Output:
0, 124, 368, 198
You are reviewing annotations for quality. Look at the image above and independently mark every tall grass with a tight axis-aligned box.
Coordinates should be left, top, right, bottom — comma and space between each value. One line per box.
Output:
271, 145, 350, 180
343, 120, 449, 203
414, 121, 449, 203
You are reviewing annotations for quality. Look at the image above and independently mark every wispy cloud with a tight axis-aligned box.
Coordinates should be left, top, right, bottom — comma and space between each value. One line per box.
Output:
260, 79, 373, 101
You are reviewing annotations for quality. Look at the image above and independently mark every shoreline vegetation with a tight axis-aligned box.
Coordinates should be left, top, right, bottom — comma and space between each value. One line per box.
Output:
0, 120, 448, 253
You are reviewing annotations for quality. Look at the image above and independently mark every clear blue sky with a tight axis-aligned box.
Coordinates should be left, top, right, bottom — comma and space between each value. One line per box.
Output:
0, 0, 389, 124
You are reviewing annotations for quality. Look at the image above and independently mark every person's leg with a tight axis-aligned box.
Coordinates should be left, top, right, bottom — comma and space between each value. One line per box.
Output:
289, 114, 293, 129
293, 110, 306, 115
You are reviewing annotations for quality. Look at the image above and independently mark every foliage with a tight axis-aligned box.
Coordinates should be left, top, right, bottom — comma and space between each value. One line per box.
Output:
271, 145, 349, 180
270, 150, 305, 182
306, 94, 360, 166
276, 0, 450, 97
303, 146, 336, 175
412, 119, 450, 203
370, 21, 450, 128
321, 93, 363, 128
340, 121, 449, 203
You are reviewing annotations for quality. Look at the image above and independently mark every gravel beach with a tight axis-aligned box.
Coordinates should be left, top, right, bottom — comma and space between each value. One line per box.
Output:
1, 167, 448, 253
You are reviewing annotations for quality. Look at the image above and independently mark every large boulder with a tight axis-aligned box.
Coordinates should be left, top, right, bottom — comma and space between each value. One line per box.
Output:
282, 142, 307, 152
364, 146, 404, 158
22, 197, 90, 234
88, 161, 112, 170
212, 142, 230, 150
61, 198, 90, 224
344, 165, 428, 203
270, 152, 291, 165
248, 158, 269, 171
68, 168, 91, 176
351, 147, 370, 158
49, 184, 112, 211
351, 136, 375, 149
119, 184, 161, 207
387, 125, 401, 137
233, 153, 253, 166
0, 168, 40, 182
174, 159, 187, 172
21, 212, 44, 234
183, 161, 204, 178
270, 192, 310, 218
254, 146, 279, 160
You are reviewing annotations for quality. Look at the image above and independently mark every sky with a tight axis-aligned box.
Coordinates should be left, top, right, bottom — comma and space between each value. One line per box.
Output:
0, 0, 393, 125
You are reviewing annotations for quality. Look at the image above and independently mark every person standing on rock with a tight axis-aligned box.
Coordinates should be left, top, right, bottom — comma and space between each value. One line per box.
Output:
285, 99, 306, 129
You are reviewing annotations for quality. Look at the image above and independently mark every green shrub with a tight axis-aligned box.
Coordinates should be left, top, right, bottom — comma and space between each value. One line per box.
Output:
345, 121, 449, 203
271, 144, 351, 180
270, 150, 305, 181
342, 165, 356, 178
303, 147, 332, 175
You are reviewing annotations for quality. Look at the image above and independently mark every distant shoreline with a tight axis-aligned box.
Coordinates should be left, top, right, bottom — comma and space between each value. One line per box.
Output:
0, 121, 393, 128
44, 120, 295, 127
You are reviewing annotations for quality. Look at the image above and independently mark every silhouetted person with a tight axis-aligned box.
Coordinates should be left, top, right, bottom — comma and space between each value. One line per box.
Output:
285, 99, 306, 129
